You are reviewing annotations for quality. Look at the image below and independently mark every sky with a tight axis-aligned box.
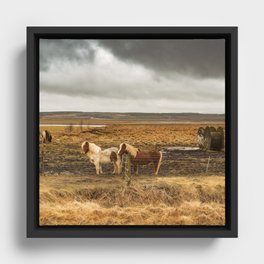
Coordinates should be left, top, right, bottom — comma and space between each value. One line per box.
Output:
39, 39, 225, 113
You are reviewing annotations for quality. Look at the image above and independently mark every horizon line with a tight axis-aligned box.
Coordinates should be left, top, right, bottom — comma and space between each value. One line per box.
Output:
40, 111, 225, 115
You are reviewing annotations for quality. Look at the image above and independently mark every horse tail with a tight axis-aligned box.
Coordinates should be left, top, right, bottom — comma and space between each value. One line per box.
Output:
155, 151, 163, 175
110, 151, 117, 162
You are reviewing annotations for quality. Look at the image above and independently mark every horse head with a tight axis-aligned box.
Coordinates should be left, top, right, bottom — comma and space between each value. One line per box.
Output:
81, 141, 90, 154
197, 127, 205, 137
118, 143, 127, 156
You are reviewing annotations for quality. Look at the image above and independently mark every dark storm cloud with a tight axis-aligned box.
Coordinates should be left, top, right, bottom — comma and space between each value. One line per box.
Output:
39, 39, 96, 71
39, 39, 225, 113
40, 39, 225, 79
97, 39, 225, 79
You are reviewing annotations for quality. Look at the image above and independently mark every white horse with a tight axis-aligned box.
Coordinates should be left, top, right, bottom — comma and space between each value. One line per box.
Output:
81, 141, 122, 175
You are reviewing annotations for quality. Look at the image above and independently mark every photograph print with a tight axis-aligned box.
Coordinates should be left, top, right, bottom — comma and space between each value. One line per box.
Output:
39, 37, 226, 226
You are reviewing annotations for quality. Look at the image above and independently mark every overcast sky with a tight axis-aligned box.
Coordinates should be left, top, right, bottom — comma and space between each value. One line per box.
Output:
40, 39, 225, 113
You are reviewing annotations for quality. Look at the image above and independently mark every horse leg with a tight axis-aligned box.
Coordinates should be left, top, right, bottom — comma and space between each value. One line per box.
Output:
95, 163, 100, 175
116, 162, 121, 174
116, 158, 122, 174
100, 164, 103, 174
154, 152, 162, 175
112, 163, 118, 174
153, 161, 158, 175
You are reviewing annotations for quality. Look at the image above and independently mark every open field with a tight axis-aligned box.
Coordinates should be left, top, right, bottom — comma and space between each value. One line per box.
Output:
40, 174, 225, 225
40, 123, 225, 225
40, 112, 225, 125
40, 123, 224, 148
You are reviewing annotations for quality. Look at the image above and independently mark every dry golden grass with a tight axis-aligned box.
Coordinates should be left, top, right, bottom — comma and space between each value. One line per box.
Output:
41, 123, 224, 148
40, 174, 225, 226
39, 123, 225, 226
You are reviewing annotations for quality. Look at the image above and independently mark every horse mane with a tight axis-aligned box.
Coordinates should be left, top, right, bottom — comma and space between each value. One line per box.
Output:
122, 143, 139, 158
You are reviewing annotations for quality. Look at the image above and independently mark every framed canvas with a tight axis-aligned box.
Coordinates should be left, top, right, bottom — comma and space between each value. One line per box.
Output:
27, 27, 238, 238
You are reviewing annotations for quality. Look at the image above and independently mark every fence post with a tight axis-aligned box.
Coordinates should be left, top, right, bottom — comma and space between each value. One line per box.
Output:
124, 154, 132, 186
206, 156, 211, 173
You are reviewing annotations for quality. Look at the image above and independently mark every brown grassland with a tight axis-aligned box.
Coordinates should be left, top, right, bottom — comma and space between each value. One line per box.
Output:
39, 123, 225, 226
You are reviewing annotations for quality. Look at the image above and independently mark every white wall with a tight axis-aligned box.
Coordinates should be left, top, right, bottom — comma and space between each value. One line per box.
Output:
0, 0, 263, 263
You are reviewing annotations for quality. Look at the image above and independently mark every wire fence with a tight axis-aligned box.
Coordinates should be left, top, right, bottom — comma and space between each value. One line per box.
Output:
39, 142, 225, 177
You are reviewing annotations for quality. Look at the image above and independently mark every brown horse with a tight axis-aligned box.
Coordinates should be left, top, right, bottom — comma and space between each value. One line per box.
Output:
118, 143, 162, 175
41, 130, 52, 143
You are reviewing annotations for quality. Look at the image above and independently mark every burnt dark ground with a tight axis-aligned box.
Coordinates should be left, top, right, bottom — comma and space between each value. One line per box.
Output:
40, 142, 225, 176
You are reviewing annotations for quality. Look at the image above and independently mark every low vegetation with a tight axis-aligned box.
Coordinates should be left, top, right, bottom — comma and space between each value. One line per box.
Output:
39, 123, 225, 226
40, 175, 225, 225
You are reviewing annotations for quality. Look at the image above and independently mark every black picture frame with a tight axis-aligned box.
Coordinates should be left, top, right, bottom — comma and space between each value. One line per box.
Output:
27, 26, 238, 238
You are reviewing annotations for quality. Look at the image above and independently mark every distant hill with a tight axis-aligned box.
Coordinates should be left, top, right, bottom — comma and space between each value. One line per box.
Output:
40, 112, 225, 124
